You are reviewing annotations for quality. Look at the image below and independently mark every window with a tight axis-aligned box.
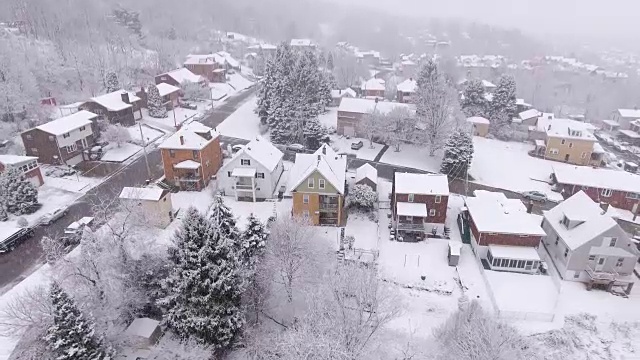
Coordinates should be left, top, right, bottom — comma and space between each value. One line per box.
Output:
303, 210, 310, 218
303, 194, 309, 204
562, 216, 570, 228
525, 260, 533, 268
66, 143, 77, 153
429, 209, 436, 216
192, 150, 199, 159
241, 159, 251, 166
408, 194, 414, 202
609, 237, 617, 247
227, 171, 232, 177
493, 258, 499, 267
549, 148, 559, 155
601, 188, 613, 197
404, 216, 413, 222
169, 150, 176, 158
435, 195, 441, 203
517, 260, 525, 268
206, 160, 210, 167
626, 192, 640, 200
307, 178, 314, 188
616, 258, 624, 267
568, 142, 573, 148
319, 179, 325, 189
25, 134, 33, 140
555, 236, 559, 245
31, 147, 38, 154
561, 139, 566, 145
509, 259, 517, 268
48, 135, 54, 141
564, 248, 569, 257
501, 259, 508, 267
256, 172, 265, 179
581, 152, 587, 159
62, 133, 70, 139
588, 255, 596, 261
79, 126, 86, 131
573, 272, 580, 279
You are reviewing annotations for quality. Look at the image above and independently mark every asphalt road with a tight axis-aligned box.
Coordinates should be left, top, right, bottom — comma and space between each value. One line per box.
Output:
0, 88, 257, 293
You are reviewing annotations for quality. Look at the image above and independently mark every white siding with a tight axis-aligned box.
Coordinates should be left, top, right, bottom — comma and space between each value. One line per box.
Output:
56, 126, 93, 147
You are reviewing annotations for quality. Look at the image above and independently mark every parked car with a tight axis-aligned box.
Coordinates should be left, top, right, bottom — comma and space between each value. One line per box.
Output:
64, 217, 94, 236
286, 144, 305, 152
614, 142, 628, 152
350, 141, 364, 150
522, 191, 548, 202
180, 102, 198, 110
39, 207, 69, 225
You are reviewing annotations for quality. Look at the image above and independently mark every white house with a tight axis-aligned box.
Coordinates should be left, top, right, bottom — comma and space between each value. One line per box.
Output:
355, 163, 378, 191
219, 137, 285, 201
119, 187, 174, 228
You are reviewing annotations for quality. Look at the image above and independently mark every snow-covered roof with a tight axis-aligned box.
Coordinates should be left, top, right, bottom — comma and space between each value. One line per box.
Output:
401, 60, 416, 66
231, 167, 256, 177
545, 118, 596, 141
90, 90, 140, 112
466, 116, 490, 124
617, 108, 640, 119
553, 165, 640, 194
184, 53, 225, 66
589, 246, 635, 258
154, 83, 180, 97
0, 155, 38, 166
618, 129, 640, 139
516, 98, 531, 107
119, 187, 166, 201
602, 119, 620, 127
248, 43, 277, 51
394, 173, 449, 196
159, 122, 219, 151
124, 318, 160, 339
396, 79, 417, 93
0, 226, 23, 241
449, 242, 461, 256
361, 77, 385, 91
287, 144, 347, 195
331, 88, 357, 99
36, 110, 97, 135
396, 202, 428, 217
227, 136, 283, 172
355, 163, 378, 184
543, 191, 619, 250
338, 98, 413, 115
481, 80, 496, 88
519, 109, 541, 120
164, 68, 204, 84
290, 38, 313, 47
465, 190, 545, 236
488, 245, 540, 261
174, 160, 202, 170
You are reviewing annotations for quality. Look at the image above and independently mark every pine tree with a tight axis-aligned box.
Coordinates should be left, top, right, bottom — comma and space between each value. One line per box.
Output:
159, 207, 245, 348
488, 74, 517, 129
460, 79, 488, 117
147, 84, 167, 118
44, 282, 110, 360
105, 72, 120, 93
327, 52, 335, 71
210, 193, 241, 244
241, 214, 268, 268
440, 128, 474, 179
303, 118, 327, 150
1, 167, 38, 215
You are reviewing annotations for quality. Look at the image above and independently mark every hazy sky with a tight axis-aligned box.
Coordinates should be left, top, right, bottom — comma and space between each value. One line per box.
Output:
343, 0, 636, 42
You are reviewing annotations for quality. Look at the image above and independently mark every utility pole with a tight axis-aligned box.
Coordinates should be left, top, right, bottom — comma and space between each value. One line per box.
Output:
139, 122, 152, 181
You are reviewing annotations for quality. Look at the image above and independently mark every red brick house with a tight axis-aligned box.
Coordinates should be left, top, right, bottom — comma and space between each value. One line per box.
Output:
396, 78, 416, 103
552, 165, 640, 213
360, 78, 385, 98
183, 52, 238, 83
337, 98, 414, 137
392, 172, 449, 239
158, 121, 223, 191
21, 110, 99, 166
463, 190, 545, 273
0, 155, 44, 187
155, 68, 207, 87
79, 90, 142, 126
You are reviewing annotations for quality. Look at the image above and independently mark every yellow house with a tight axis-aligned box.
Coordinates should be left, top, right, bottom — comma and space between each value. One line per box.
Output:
287, 144, 347, 226
543, 118, 601, 166
119, 187, 174, 228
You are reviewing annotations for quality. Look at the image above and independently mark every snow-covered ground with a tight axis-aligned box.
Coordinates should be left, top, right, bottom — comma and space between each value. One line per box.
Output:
217, 95, 263, 140
101, 143, 142, 163
42, 169, 105, 194
330, 135, 384, 161
379, 143, 442, 171
141, 108, 201, 132
318, 108, 338, 129
1, 185, 81, 228
126, 124, 165, 145
209, 73, 255, 101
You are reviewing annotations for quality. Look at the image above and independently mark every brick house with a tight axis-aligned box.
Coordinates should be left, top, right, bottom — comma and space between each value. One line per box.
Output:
136, 83, 180, 109
392, 172, 449, 239
360, 78, 385, 98
552, 165, 640, 213
158, 121, 222, 191
337, 98, 414, 136
21, 110, 99, 166
80, 90, 142, 126
396, 78, 416, 103
155, 68, 207, 87
0, 155, 44, 187
462, 190, 545, 274
183, 52, 238, 83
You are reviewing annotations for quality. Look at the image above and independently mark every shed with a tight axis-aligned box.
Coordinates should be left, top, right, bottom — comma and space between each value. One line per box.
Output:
124, 317, 161, 347
466, 117, 490, 137
448, 242, 461, 266
355, 163, 378, 191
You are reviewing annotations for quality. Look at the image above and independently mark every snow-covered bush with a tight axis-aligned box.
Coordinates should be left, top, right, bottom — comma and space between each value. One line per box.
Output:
102, 124, 131, 148
16, 217, 28, 228
181, 80, 209, 101
440, 128, 474, 178
346, 184, 377, 210
0, 168, 39, 215
147, 84, 168, 118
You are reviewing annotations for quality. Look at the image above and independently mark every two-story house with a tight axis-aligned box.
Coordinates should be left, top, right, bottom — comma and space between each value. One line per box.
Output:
287, 144, 347, 226
119, 187, 173, 229
158, 122, 222, 191
21, 110, 98, 166
80, 90, 142, 126
183, 53, 233, 82
542, 191, 637, 294
543, 118, 601, 166
136, 83, 181, 109
462, 190, 546, 274
155, 67, 207, 87
360, 78, 385, 99
219, 137, 285, 202
0, 155, 44, 187
290, 39, 316, 52
392, 173, 449, 239
337, 98, 414, 137
396, 78, 417, 103
611, 108, 640, 130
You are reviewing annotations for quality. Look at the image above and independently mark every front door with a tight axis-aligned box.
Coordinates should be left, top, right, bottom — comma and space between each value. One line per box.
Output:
595, 257, 606, 271
564, 154, 570, 162
81, 138, 88, 148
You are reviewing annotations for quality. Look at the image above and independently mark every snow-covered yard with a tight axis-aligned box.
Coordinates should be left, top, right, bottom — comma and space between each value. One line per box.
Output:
141, 108, 201, 132
101, 143, 142, 163
217, 95, 263, 140
126, 124, 165, 145
379, 143, 442, 171
42, 168, 105, 194
209, 73, 255, 101
1, 186, 81, 228
318, 108, 338, 129
330, 135, 384, 161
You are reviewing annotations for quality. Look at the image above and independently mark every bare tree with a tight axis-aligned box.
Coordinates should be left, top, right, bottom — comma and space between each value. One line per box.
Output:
385, 107, 417, 152
334, 54, 368, 89
102, 124, 131, 148
144, 335, 213, 359
357, 110, 386, 148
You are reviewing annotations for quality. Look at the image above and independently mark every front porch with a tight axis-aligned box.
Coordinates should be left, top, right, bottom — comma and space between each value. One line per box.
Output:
173, 160, 204, 191
394, 202, 428, 239
231, 167, 257, 202
318, 194, 341, 226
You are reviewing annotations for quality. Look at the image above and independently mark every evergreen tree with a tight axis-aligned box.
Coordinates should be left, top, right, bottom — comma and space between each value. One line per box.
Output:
440, 128, 474, 179
1, 167, 38, 215
44, 282, 110, 360
147, 84, 168, 118
327, 52, 335, 71
253, 50, 267, 77
105, 72, 120, 93
460, 79, 488, 117
241, 214, 268, 268
209, 193, 241, 244
318, 52, 326, 69
303, 117, 327, 150
487, 74, 517, 129
159, 207, 245, 348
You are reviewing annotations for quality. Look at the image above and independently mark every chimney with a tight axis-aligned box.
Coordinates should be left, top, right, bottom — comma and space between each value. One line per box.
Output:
409, 77, 413, 81
339, 89, 342, 94
179, 135, 184, 145
600, 202, 610, 213
526, 200, 534, 214
121, 92, 130, 104
548, 124, 551, 130
317, 155, 321, 161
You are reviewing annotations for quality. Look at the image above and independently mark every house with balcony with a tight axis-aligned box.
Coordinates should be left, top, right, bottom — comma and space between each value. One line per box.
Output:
21, 110, 98, 166
158, 122, 222, 191
392, 173, 449, 239
219, 137, 284, 202
79, 90, 142, 126
0, 155, 44, 187
542, 118, 602, 166
396, 78, 417, 103
287, 144, 347, 226
541, 191, 637, 294
462, 190, 546, 274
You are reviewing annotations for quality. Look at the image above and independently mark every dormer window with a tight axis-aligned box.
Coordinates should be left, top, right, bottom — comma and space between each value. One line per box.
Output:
562, 215, 570, 228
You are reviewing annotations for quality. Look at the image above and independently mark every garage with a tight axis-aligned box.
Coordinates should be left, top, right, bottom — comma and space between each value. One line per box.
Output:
343, 126, 355, 137
65, 153, 84, 166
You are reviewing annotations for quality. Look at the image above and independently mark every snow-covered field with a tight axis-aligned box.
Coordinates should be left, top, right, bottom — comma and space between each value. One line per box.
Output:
141, 108, 201, 132
42, 170, 104, 194
126, 124, 165, 145
101, 143, 142, 162
217, 96, 263, 140
209, 73, 255, 101
1, 186, 81, 228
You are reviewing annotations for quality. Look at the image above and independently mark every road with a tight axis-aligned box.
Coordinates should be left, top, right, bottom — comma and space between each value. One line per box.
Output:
0, 88, 257, 293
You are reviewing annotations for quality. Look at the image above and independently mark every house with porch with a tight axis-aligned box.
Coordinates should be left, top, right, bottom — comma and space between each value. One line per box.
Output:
79, 90, 142, 126
462, 190, 546, 274
155, 67, 206, 87
158, 122, 222, 191
287, 144, 347, 226
0, 155, 44, 187
21, 110, 98, 166
541, 191, 637, 294
219, 136, 284, 202
396, 78, 417, 103
392, 172, 449, 239
360, 77, 385, 99
337, 98, 414, 136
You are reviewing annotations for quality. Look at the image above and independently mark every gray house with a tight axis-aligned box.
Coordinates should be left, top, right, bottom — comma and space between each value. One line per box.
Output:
541, 191, 638, 294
